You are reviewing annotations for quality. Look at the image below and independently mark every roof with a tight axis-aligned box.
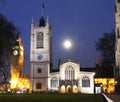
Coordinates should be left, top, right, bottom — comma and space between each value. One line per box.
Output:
52, 68, 59, 72
51, 59, 114, 78
60, 59, 80, 64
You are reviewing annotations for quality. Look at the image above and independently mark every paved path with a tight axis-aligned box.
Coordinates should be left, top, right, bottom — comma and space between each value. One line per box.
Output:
102, 93, 113, 102
105, 94, 120, 102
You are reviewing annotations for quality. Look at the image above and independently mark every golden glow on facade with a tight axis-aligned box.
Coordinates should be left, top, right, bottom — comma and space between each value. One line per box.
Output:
9, 35, 116, 94
10, 76, 30, 90
73, 85, 78, 93
59, 85, 78, 93
10, 78, 18, 89
94, 78, 115, 93
10, 35, 30, 92
60, 85, 65, 93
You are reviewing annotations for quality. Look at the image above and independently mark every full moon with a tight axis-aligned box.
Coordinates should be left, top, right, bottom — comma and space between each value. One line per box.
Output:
63, 40, 72, 49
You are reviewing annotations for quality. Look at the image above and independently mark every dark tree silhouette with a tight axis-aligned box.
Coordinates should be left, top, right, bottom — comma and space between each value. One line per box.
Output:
0, 13, 19, 92
96, 30, 115, 68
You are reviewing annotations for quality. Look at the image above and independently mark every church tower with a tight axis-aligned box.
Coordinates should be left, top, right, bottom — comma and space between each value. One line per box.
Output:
115, 0, 120, 79
30, 10, 52, 92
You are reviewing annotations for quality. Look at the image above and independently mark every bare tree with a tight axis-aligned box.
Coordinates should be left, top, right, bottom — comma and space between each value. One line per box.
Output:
95, 30, 115, 68
0, 13, 19, 92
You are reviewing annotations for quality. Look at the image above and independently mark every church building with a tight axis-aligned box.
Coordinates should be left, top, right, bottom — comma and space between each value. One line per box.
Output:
115, 0, 120, 79
30, 11, 95, 93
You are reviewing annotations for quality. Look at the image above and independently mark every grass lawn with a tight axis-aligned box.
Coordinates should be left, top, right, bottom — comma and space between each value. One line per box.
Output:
0, 93, 105, 102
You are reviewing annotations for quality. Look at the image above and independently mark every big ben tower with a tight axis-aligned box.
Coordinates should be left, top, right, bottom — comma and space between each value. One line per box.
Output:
30, 5, 52, 92
10, 34, 24, 89
115, 0, 120, 80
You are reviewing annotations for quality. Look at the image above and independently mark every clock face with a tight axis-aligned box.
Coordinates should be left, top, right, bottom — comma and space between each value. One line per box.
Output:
13, 50, 18, 55
20, 51, 23, 56
37, 54, 43, 60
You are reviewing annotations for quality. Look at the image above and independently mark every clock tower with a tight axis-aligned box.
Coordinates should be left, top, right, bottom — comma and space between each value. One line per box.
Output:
30, 14, 52, 92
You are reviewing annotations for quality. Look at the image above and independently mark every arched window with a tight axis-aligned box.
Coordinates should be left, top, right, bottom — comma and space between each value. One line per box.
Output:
36, 32, 43, 48
51, 77, 58, 88
82, 76, 90, 87
65, 65, 75, 80
117, 28, 120, 38
36, 83, 42, 89
118, 0, 120, 3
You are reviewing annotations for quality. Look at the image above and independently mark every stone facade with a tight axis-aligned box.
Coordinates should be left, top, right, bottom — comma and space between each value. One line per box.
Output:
115, 0, 120, 78
30, 15, 94, 93
30, 16, 51, 92
49, 60, 94, 93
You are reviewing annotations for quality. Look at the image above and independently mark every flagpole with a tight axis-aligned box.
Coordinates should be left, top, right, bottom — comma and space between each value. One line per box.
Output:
42, 4, 43, 16
41, 4, 45, 16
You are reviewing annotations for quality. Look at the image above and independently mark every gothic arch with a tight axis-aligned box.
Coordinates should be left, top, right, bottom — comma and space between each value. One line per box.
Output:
51, 77, 58, 88
66, 85, 72, 93
65, 65, 75, 80
73, 85, 78, 93
82, 76, 90, 87
60, 85, 65, 93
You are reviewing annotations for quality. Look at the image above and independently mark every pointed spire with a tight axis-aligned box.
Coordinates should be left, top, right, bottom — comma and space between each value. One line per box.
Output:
36, 22, 38, 27
16, 34, 22, 46
31, 17, 34, 34
46, 16, 51, 31
47, 16, 49, 23
32, 17, 34, 24
46, 16, 50, 26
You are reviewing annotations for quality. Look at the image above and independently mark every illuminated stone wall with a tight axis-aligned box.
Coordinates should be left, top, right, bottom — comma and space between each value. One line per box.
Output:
30, 16, 51, 92
49, 60, 95, 94
94, 78, 116, 93
10, 35, 30, 92
115, 0, 120, 79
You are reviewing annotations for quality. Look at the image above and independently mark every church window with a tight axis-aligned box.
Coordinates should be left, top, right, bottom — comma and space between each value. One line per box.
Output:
117, 28, 120, 38
118, 0, 120, 3
65, 65, 75, 80
51, 77, 58, 88
82, 76, 90, 87
38, 68, 42, 73
36, 83, 42, 89
115, 6, 117, 13
36, 32, 43, 48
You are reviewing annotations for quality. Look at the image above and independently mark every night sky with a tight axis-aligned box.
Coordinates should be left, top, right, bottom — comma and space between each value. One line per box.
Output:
0, 0, 115, 74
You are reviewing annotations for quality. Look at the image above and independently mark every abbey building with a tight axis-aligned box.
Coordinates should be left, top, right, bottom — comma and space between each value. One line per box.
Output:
30, 14, 95, 93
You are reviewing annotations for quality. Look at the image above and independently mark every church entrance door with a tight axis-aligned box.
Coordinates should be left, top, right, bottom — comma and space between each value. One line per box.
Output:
67, 85, 72, 93
60, 85, 65, 93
